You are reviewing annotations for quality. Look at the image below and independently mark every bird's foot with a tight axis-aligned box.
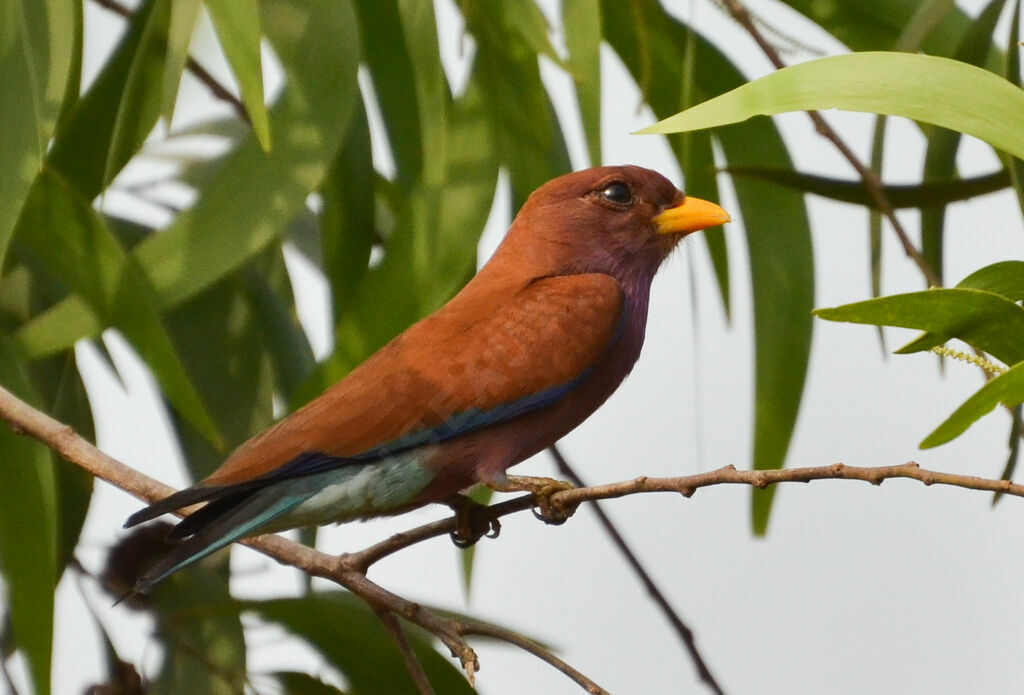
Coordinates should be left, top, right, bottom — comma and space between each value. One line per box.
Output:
444, 494, 501, 549
490, 475, 578, 526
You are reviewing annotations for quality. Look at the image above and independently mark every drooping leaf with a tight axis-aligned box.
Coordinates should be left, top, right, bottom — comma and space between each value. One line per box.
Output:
274, 671, 349, 695
16, 169, 223, 446
1004, 0, 1024, 213
204, 0, 271, 150
0, 339, 57, 695
815, 288, 1024, 366
637, 53, 1024, 164
0, 0, 75, 267
994, 404, 1022, 504
922, 360, 1024, 447
562, 0, 602, 167
160, 0, 201, 124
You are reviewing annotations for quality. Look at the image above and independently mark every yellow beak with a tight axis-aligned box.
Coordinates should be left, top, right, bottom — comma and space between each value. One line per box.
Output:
654, 196, 731, 235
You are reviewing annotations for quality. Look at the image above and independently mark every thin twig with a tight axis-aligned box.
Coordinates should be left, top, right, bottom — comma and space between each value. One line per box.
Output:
89, 0, 250, 122
719, 0, 941, 287
548, 444, 725, 695
374, 608, 437, 695
457, 621, 610, 695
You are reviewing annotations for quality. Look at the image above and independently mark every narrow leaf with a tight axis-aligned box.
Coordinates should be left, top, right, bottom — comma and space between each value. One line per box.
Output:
0, 339, 57, 695
563, 0, 602, 166
922, 360, 1024, 447
815, 288, 1024, 365
205, 0, 271, 151
160, 0, 201, 124
637, 53, 1024, 163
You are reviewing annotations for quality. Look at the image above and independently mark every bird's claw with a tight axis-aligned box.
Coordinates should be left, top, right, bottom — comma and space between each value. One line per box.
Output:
446, 494, 501, 548
493, 476, 578, 526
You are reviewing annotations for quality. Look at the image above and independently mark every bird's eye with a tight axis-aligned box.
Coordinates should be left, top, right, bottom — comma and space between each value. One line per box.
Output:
598, 182, 632, 206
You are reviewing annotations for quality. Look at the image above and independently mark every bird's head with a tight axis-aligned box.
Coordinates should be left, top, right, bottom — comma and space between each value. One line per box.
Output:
499, 165, 730, 286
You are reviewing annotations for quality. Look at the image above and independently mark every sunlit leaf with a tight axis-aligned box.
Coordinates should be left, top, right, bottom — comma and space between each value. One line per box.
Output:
563, 0, 602, 167
160, 0, 201, 124
637, 53, 1024, 163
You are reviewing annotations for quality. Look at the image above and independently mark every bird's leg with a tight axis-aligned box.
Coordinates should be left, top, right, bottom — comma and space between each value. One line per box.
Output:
444, 494, 501, 548
488, 475, 578, 526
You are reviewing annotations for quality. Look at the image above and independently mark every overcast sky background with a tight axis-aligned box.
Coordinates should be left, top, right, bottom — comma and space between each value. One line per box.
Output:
11, 1, 1024, 693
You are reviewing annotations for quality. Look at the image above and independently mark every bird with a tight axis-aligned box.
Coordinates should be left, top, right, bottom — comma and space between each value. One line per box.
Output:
124, 165, 730, 592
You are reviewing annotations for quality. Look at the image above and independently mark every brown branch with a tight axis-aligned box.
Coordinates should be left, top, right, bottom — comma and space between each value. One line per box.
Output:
89, 0, 251, 123
374, 608, 436, 695
719, 0, 942, 288
548, 444, 725, 695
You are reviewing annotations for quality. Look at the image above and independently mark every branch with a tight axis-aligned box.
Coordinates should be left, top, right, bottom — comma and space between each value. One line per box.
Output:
719, 0, 942, 288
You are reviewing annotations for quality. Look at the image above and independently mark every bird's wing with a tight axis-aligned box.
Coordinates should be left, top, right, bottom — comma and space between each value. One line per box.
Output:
204, 272, 625, 485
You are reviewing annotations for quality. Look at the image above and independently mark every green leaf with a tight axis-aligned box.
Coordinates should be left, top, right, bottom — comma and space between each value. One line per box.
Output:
603, 2, 814, 534
563, 0, 602, 166
16, 169, 223, 447
892, 260, 1024, 353
16, 0, 360, 360
103, 0, 172, 192
636, 53, 1024, 163
815, 288, 1024, 365
0, 0, 75, 268
0, 339, 57, 695
160, 0, 201, 124
994, 404, 1022, 504
722, 166, 1010, 208
205, 0, 271, 151
253, 593, 477, 695
922, 360, 1024, 447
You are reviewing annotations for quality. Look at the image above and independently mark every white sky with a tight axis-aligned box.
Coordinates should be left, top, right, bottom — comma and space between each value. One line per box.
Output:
6, 1, 1024, 694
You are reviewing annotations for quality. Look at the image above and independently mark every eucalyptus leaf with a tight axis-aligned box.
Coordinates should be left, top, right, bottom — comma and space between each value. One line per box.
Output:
922, 361, 1024, 447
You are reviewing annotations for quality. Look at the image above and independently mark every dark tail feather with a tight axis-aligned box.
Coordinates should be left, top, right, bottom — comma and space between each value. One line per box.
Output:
133, 490, 308, 593
124, 484, 232, 528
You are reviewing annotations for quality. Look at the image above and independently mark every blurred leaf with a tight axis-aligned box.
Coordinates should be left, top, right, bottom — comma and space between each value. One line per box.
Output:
815, 289, 1024, 365
321, 97, 376, 323
161, 0, 201, 124
685, 133, 729, 317
722, 166, 1009, 208
459, 485, 494, 600
563, 0, 602, 166
17, 0, 360, 360
300, 71, 499, 401
252, 593, 477, 695
892, 260, 1024, 353
1005, 0, 1024, 213
922, 360, 1024, 447
921, 0, 1009, 286
353, 0, 424, 190
103, 0, 172, 192
275, 671, 348, 695
205, 0, 271, 151
604, 2, 813, 533
994, 404, 1022, 504
0, 0, 75, 267
563, 0, 602, 164
463, 0, 571, 204
0, 339, 57, 695
17, 169, 223, 446
637, 53, 1024, 163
